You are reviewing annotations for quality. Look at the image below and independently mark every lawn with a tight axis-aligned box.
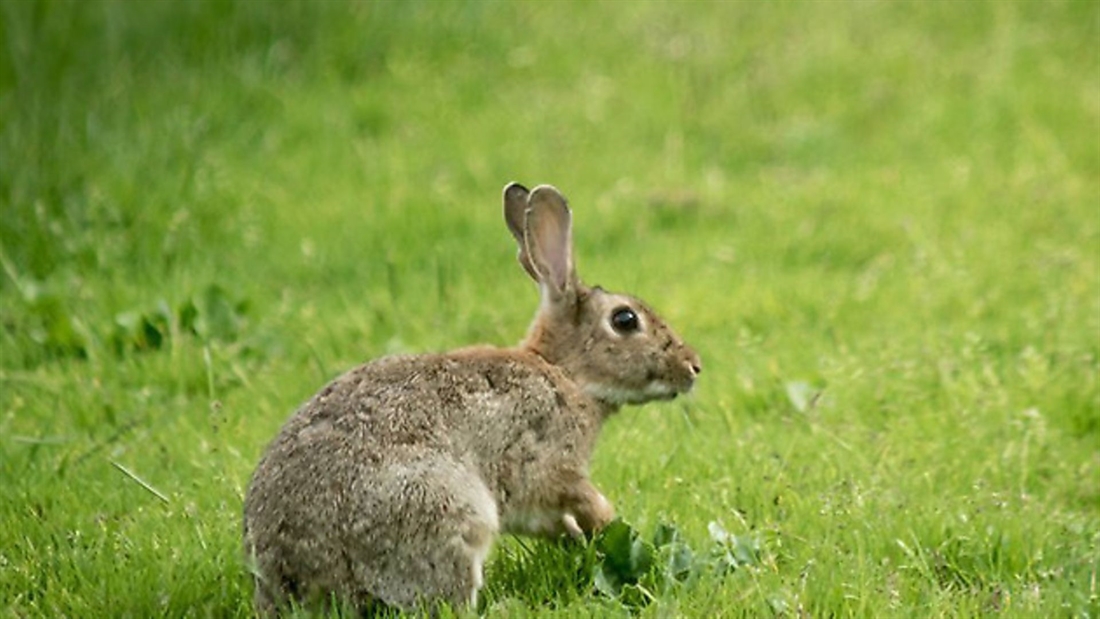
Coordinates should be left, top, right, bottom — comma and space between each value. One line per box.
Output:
1, 0, 1097, 617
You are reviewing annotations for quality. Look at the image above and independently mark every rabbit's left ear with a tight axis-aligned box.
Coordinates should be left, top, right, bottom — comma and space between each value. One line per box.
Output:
525, 185, 576, 301
503, 182, 538, 280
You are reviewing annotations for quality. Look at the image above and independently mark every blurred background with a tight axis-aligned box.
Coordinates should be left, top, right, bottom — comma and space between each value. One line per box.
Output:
1, 1, 1097, 616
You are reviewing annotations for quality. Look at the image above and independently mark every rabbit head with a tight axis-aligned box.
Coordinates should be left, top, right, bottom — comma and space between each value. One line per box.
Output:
503, 183, 701, 408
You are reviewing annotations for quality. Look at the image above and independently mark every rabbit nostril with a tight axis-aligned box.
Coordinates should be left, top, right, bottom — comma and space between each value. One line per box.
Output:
691, 364, 701, 376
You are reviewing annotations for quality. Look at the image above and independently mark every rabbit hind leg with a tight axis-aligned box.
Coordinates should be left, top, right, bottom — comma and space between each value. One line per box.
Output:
349, 457, 499, 612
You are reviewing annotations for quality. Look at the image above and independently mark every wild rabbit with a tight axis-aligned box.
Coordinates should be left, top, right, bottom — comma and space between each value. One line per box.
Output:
243, 183, 701, 615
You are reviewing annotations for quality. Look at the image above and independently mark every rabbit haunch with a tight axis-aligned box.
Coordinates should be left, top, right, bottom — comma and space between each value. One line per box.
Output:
243, 183, 700, 615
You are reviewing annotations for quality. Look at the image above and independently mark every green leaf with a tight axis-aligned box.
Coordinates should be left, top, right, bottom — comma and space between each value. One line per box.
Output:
177, 298, 199, 334
111, 301, 170, 353
707, 520, 762, 573
785, 380, 818, 413
663, 540, 697, 583
593, 519, 634, 596
593, 562, 621, 598
195, 284, 246, 341
707, 521, 731, 545
592, 519, 665, 607
18, 279, 88, 359
651, 521, 681, 548
629, 535, 656, 577
588, 518, 768, 607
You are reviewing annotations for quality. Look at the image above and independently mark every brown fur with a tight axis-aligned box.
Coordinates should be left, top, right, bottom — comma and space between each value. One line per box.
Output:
243, 183, 700, 615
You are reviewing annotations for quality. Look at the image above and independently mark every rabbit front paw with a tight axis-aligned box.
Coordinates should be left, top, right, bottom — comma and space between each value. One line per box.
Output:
562, 513, 584, 539
565, 488, 614, 537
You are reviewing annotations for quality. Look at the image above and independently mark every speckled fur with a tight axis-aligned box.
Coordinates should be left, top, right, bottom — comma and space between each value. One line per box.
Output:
243, 183, 700, 615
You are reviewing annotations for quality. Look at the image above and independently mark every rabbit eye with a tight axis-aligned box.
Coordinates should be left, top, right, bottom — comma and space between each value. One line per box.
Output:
610, 307, 640, 334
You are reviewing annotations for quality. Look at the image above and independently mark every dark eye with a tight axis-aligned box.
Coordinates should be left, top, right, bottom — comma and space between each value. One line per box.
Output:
610, 307, 640, 334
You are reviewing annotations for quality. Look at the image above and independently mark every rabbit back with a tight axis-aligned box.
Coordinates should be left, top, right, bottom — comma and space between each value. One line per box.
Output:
243, 348, 601, 613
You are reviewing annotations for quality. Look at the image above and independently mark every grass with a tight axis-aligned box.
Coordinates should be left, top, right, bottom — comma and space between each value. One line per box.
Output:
1, 0, 1097, 616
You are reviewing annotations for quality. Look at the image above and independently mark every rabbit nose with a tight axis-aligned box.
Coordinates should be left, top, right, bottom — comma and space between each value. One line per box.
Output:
685, 351, 701, 376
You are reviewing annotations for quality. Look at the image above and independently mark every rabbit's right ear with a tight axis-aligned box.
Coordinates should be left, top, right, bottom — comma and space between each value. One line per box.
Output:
525, 185, 576, 302
503, 182, 538, 280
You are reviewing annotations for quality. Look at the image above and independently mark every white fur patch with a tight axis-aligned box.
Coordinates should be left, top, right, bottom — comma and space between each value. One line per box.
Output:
584, 380, 675, 405
501, 509, 562, 536
462, 477, 499, 605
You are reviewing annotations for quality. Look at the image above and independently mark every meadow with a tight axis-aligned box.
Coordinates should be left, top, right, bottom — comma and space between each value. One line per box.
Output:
1, 0, 1097, 617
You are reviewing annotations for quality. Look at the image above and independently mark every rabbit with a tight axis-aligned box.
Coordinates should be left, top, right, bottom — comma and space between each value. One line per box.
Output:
242, 182, 701, 616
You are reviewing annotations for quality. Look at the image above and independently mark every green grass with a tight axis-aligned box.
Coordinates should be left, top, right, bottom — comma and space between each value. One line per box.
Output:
1, 0, 1097, 616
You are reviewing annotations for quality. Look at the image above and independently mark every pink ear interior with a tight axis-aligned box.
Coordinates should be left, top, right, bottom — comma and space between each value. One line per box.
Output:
524, 186, 574, 296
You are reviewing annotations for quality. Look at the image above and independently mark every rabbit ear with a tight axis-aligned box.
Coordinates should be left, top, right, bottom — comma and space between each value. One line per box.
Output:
503, 182, 538, 280
524, 185, 576, 300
